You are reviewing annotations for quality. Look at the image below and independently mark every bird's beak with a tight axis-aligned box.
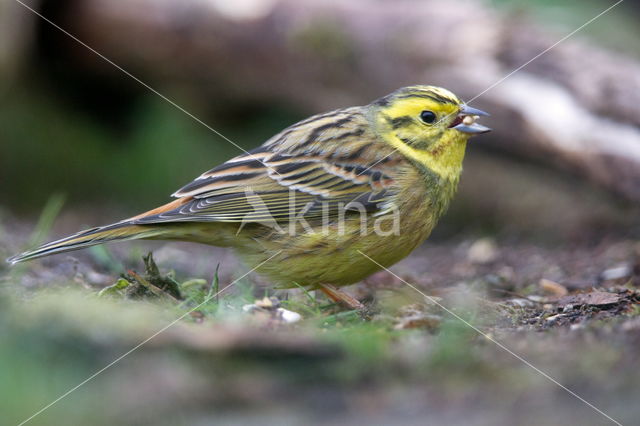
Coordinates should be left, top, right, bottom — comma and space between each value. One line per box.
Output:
449, 104, 491, 135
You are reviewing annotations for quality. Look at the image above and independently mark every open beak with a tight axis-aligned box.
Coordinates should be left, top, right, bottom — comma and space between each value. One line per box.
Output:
449, 104, 491, 135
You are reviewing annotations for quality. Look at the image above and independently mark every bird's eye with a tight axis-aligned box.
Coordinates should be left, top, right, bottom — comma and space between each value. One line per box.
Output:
420, 110, 437, 124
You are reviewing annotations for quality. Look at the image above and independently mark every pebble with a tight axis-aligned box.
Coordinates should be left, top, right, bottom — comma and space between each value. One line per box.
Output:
539, 278, 568, 296
600, 265, 632, 282
467, 238, 498, 264
506, 298, 535, 307
278, 308, 302, 323
242, 297, 302, 324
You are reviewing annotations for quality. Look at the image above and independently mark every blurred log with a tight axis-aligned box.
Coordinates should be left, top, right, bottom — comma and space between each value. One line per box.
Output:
51, 0, 640, 202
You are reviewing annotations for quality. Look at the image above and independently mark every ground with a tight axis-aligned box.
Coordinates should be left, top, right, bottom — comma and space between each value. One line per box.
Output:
1, 199, 639, 425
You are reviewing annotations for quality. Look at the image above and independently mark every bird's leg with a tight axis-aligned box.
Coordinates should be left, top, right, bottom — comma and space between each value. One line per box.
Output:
318, 283, 365, 311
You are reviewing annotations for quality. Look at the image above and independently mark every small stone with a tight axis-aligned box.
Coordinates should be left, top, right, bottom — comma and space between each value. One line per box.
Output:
467, 238, 498, 264
255, 296, 279, 309
243, 299, 302, 324
506, 298, 535, 307
600, 265, 632, 282
539, 278, 568, 296
277, 308, 302, 323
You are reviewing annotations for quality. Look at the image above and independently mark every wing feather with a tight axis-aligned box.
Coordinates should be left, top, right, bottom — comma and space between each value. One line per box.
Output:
135, 107, 404, 226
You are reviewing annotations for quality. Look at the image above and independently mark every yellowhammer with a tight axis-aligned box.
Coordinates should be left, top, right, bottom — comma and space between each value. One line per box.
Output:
9, 86, 489, 306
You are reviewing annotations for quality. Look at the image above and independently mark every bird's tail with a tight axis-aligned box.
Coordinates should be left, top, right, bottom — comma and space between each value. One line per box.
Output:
6, 222, 166, 264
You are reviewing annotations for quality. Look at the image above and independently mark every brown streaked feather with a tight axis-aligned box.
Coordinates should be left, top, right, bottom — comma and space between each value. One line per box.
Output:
139, 107, 404, 225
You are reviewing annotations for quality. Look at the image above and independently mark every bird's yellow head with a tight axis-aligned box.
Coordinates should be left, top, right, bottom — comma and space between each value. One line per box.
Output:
369, 85, 490, 179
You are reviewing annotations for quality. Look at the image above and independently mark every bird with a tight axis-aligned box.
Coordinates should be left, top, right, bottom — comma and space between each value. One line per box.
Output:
8, 85, 489, 308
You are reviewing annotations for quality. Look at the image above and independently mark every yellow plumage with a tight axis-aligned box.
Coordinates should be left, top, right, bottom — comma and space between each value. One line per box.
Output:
8, 85, 489, 293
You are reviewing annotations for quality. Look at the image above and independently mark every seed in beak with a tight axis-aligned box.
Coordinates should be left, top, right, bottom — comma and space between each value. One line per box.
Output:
462, 115, 476, 126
